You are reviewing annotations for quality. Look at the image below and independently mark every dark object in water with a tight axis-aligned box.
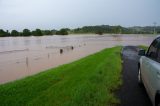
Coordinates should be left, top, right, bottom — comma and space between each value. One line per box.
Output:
71, 46, 74, 50
95, 31, 103, 35
60, 49, 63, 54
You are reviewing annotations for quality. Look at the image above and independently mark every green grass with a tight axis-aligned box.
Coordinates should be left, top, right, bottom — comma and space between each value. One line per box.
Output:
0, 47, 122, 106
138, 45, 148, 51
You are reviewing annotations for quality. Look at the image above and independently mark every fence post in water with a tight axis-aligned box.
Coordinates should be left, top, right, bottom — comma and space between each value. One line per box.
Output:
48, 53, 50, 59
60, 49, 63, 54
71, 46, 74, 50
26, 57, 29, 67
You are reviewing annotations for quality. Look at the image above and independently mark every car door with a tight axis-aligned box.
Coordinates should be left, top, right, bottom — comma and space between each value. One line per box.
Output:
141, 38, 159, 102
144, 38, 160, 102
155, 43, 160, 93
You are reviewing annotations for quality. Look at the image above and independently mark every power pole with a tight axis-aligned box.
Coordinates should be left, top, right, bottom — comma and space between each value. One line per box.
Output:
153, 22, 157, 34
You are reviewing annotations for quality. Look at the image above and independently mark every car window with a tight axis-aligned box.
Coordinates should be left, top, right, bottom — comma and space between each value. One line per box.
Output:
156, 38, 160, 62
147, 38, 159, 60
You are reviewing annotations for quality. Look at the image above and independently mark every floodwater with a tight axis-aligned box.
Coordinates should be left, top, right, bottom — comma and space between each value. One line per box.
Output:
0, 34, 155, 84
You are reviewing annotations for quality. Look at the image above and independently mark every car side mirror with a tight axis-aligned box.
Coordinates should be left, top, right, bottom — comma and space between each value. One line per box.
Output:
138, 49, 146, 56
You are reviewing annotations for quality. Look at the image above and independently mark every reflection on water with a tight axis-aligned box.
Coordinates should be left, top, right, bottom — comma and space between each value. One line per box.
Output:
0, 34, 155, 84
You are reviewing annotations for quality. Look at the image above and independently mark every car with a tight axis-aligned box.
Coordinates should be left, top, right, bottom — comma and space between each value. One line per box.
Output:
138, 35, 160, 106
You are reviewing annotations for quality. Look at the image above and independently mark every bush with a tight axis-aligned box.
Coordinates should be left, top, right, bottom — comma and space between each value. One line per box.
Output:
11, 30, 19, 36
56, 28, 69, 35
23, 29, 31, 36
32, 29, 43, 36
0, 29, 8, 37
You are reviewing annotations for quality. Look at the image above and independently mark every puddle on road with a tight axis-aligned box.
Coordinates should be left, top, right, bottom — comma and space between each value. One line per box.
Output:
0, 34, 155, 84
122, 47, 139, 61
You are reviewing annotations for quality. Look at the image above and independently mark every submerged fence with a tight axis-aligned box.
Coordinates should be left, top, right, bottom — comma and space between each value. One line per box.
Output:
0, 44, 87, 83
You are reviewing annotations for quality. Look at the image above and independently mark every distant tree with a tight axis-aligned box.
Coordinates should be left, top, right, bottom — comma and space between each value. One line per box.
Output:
64, 28, 70, 32
23, 29, 31, 36
6, 30, 11, 36
73, 28, 81, 33
112, 26, 122, 34
32, 29, 43, 36
51, 29, 57, 35
11, 30, 19, 36
42, 30, 52, 35
0, 29, 7, 37
56, 28, 69, 35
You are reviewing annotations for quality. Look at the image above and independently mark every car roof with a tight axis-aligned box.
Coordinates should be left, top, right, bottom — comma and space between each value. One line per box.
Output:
156, 35, 160, 39
152, 35, 160, 41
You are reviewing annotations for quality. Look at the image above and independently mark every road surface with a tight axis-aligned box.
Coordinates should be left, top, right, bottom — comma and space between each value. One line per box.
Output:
117, 46, 152, 106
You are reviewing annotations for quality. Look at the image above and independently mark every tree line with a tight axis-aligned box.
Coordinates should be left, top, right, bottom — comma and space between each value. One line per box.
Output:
0, 28, 69, 37
71, 25, 160, 34
0, 25, 160, 37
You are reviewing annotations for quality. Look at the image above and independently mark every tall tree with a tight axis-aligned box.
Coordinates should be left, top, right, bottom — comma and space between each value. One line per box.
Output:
11, 30, 19, 36
42, 30, 52, 35
32, 29, 43, 36
56, 28, 69, 35
23, 29, 31, 36
0, 29, 7, 37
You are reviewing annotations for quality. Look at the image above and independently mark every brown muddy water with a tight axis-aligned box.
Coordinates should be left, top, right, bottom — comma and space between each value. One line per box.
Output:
0, 34, 156, 84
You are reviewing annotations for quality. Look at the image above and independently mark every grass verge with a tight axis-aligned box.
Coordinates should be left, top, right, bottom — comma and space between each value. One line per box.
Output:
0, 46, 122, 106
138, 45, 148, 51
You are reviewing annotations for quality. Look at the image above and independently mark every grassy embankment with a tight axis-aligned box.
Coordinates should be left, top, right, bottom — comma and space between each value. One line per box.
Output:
138, 45, 148, 51
0, 47, 122, 106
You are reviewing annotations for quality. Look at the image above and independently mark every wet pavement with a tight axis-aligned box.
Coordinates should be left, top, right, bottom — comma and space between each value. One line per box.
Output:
117, 46, 152, 106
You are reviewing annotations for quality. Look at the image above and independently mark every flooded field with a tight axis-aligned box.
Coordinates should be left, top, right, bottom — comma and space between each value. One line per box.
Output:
0, 34, 155, 84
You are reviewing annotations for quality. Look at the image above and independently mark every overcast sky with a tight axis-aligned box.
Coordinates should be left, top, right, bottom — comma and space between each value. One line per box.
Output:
0, 0, 160, 31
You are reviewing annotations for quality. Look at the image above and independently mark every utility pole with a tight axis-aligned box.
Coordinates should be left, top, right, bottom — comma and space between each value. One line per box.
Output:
153, 22, 157, 34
